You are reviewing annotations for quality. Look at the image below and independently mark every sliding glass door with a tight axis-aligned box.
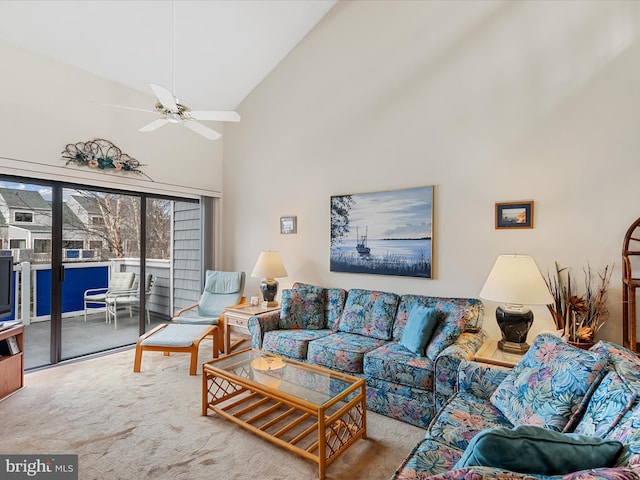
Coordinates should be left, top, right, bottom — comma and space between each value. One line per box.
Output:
0, 175, 204, 369
60, 187, 143, 360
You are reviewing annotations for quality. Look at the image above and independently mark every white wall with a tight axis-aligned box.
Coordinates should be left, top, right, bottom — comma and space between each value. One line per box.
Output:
224, 0, 640, 344
0, 39, 223, 196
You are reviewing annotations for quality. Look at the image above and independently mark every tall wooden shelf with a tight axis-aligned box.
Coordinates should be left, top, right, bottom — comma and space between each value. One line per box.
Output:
0, 324, 24, 400
623, 217, 640, 353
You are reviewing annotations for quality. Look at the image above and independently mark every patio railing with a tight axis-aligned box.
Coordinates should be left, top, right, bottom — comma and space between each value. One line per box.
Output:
8, 259, 171, 325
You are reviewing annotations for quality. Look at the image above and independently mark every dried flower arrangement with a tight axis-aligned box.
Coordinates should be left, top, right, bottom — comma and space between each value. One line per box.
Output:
545, 262, 613, 345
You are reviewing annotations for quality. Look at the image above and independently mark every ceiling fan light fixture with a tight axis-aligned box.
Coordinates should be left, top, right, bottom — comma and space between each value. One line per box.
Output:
167, 112, 182, 124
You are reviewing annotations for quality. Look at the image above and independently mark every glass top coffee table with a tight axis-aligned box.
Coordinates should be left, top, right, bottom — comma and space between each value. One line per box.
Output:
202, 348, 367, 480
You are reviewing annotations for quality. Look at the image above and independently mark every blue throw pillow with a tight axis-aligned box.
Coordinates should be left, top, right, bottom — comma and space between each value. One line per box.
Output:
454, 425, 623, 475
399, 305, 439, 356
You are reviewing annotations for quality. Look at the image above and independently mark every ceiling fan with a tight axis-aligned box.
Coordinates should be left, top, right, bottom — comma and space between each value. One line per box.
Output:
105, 1, 239, 140
106, 84, 240, 140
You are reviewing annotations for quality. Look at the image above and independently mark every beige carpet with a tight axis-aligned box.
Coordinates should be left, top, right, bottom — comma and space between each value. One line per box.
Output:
0, 341, 425, 480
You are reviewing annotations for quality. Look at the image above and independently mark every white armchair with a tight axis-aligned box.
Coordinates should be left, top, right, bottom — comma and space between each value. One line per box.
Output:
105, 274, 156, 329
83, 271, 136, 322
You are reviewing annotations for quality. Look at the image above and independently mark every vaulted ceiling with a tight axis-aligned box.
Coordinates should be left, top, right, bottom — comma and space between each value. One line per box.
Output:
0, 0, 336, 111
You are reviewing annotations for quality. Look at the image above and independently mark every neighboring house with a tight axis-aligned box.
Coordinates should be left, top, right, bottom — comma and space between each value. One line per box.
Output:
61, 197, 103, 255
0, 210, 7, 251
0, 188, 52, 254
0, 188, 105, 260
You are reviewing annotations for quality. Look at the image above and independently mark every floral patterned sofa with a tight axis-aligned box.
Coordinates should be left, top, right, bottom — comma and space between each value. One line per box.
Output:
392, 332, 640, 479
247, 282, 486, 428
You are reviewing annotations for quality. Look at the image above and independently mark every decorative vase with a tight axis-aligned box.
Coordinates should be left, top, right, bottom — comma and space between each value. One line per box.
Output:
567, 340, 594, 350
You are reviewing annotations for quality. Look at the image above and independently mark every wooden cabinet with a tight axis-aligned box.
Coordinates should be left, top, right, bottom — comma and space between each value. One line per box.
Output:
0, 324, 24, 400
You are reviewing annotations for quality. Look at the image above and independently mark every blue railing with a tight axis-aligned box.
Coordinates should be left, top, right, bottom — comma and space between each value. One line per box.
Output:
7, 260, 171, 324
35, 265, 109, 316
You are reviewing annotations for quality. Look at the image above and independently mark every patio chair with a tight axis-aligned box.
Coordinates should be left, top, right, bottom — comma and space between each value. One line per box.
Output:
83, 271, 136, 322
106, 274, 156, 330
173, 270, 245, 353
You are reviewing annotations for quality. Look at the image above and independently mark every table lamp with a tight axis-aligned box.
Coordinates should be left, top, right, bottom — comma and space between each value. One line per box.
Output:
479, 254, 553, 353
251, 251, 288, 307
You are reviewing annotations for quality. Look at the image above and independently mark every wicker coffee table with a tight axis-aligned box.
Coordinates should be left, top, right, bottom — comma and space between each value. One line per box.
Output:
202, 348, 366, 480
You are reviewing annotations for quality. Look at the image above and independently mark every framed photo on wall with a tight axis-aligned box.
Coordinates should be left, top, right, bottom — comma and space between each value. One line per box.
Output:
495, 201, 534, 229
330, 186, 433, 278
280, 216, 297, 234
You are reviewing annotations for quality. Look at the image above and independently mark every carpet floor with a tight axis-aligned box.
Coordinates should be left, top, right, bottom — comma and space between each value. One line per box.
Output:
0, 341, 425, 479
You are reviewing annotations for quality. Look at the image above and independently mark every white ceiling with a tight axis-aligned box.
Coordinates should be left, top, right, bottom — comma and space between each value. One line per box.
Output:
0, 0, 336, 111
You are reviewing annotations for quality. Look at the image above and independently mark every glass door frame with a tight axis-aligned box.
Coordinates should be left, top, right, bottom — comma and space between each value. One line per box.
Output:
0, 174, 202, 366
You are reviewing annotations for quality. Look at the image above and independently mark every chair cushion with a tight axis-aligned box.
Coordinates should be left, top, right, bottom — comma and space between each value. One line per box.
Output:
399, 305, 439, 356
292, 283, 347, 331
141, 324, 212, 347
85, 293, 106, 302
571, 370, 637, 437
338, 289, 399, 341
454, 425, 624, 475
279, 284, 325, 329
204, 270, 244, 294
364, 342, 435, 390
262, 329, 332, 360
173, 314, 219, 326
490, 333, 608, 431
307, 332, 387, 374
110, 272, 135, 289
427, 392, 513, 451
197, 271, 245, 318
425, 300, 469, 361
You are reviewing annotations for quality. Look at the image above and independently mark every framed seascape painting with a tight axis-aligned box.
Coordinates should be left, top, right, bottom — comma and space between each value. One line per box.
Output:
330, 186, 433, 278
495, 201, 534, 229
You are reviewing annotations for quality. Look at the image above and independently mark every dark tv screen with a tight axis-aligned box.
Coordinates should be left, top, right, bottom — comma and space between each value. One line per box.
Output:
0, 256, 13, 318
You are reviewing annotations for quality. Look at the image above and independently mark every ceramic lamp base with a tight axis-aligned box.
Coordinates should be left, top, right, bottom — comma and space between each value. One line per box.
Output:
496, 305, 534, 353
260, 278, 279, 306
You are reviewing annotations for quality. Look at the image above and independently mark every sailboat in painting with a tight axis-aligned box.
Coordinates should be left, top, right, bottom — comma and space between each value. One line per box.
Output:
356, 226, 370, 255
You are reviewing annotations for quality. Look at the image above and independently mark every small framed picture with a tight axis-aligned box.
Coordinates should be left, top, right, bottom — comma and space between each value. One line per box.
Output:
280, 216, 297, 234
495, 201, 534, 229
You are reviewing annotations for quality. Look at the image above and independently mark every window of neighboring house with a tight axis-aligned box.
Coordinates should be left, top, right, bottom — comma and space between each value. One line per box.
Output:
89, 240, 102, 250
14, 211, 33, 223
33, 239, 51, 254
9, 239, 26, 249
91, 216, 104, 225
63, 240, 84, 250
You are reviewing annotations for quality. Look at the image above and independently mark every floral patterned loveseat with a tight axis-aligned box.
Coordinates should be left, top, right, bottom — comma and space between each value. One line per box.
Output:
248, 282, 486, 428
392, 332, 640, 479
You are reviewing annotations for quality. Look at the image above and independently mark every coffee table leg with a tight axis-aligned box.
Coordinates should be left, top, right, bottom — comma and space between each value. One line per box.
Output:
201, 369, 208, 416
318, 411, 326, 480
361, 385, 367, 439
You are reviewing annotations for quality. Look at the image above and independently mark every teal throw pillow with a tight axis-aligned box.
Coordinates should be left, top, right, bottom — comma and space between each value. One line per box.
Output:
399, 305, 439, 356
454, 425, 623, 475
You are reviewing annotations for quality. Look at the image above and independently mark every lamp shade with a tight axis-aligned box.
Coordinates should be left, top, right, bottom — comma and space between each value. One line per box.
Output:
251, 251, 288, 279
479, 254, 553, 306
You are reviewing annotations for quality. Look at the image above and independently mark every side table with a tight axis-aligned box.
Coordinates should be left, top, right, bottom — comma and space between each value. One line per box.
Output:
474, 339, 524, 368
223, 304, 280, 354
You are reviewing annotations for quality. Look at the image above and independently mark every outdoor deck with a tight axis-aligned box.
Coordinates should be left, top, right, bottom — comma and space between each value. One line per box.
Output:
23, 310, 169, 370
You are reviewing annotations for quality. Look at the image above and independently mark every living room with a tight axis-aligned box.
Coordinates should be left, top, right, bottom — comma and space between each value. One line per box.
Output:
1, 0, 637, 345
1, 1, 639, 478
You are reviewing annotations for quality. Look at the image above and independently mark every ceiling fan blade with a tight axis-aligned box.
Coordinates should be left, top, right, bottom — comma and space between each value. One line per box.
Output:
102, 104, 157, 114
139, 118, 169, 132
150, 84, 178, 112
190, 110, 241, 122
183, 120, 221, 140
